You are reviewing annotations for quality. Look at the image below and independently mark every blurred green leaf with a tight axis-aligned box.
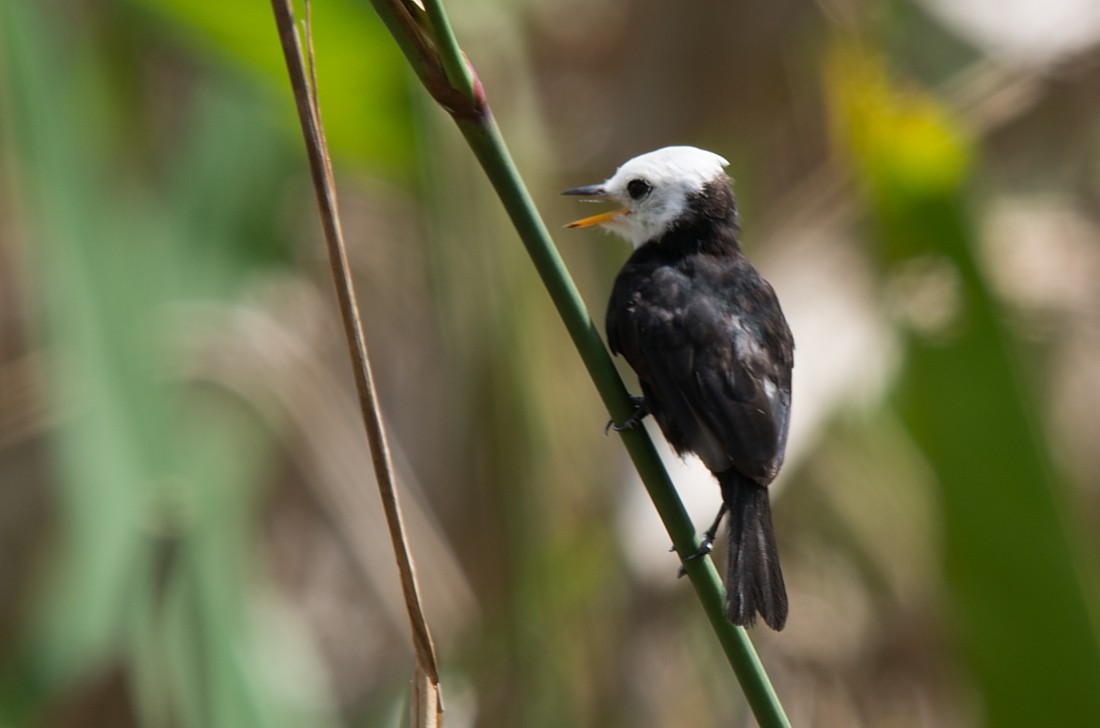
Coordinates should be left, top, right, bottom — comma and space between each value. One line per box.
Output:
1, 3, 338, 726
827, 44, 971, 262
829, 43, 1100, 727
133, 0, 416, 175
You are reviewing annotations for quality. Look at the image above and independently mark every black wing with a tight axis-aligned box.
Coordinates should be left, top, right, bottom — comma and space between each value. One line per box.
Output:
607, 252, 793, 484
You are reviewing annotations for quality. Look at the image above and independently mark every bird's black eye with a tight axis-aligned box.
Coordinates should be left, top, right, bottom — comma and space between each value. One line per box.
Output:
626, 178, 653, 200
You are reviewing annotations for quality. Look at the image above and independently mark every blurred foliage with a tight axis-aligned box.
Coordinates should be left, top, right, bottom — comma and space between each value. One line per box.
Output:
828, 45, 972, 241
2, 0, 1100, 727
830, 44, 1100, 725
1, 1, 331, 726
137, 0, 415, 173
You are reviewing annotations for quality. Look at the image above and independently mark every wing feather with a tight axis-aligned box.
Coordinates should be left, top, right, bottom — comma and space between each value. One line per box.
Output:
607, 253, 793, 483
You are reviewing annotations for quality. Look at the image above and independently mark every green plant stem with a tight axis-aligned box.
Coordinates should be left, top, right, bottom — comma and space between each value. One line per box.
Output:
360, 1, 790, 724
452, 108, 790, 728
420, 0, 474, 99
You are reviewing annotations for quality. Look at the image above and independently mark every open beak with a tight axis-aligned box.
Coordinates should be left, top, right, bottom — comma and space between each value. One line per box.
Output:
564, 208, 630, 228
561, 184, 629, 228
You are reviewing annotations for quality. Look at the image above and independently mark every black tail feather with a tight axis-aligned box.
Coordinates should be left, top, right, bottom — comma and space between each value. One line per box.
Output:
719, 470, 787, 630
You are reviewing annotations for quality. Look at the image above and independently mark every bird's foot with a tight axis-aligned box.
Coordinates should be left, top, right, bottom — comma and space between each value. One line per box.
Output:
604, 395, 648, 435
676, 535, 718, 578
675, 504, 728, 577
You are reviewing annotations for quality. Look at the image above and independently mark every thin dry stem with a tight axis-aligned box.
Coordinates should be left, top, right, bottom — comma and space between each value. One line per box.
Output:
270, 0, 443, 718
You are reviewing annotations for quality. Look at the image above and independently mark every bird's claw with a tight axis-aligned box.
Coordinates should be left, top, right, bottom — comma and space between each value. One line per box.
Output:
604, 395, 649, 435
676, 535, 717, 577
604, 414, 643, 435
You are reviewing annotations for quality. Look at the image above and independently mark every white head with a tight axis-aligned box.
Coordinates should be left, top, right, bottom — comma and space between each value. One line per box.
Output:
563, 146, 730, 247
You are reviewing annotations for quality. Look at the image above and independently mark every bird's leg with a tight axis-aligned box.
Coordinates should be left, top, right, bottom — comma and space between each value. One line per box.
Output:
604, 395, 649, 435
676, 503, 728, 577
694, 503, 728, 557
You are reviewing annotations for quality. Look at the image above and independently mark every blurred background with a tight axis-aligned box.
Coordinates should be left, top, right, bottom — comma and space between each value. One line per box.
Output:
3, 0, 1100, 726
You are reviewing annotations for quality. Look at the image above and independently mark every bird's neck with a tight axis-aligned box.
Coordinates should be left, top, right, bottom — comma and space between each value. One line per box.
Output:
651, 213, 742, 258
657, 178, 743, 256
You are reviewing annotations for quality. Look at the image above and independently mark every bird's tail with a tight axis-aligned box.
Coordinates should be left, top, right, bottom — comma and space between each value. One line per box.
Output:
718, 470, 788, 630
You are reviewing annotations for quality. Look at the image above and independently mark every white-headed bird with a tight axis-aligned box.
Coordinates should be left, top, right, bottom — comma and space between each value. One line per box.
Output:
564, 146, 793, 630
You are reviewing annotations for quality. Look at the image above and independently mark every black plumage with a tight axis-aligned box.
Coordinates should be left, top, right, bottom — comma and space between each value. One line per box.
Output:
604, 179, 794, 630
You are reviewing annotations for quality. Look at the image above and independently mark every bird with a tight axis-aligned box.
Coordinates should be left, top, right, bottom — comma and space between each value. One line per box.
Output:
563, 146, 794, 630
